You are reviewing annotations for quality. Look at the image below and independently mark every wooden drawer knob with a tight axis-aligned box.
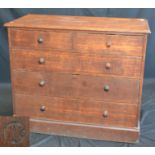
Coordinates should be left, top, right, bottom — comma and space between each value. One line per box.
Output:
106, 40, 112, 47
40, 106, 46, 112
38, 37, 43, 44
39, 58, 45, 64
104, 85, 110, 92
105, 62, 111, 69
39, 80, 46, 87
103, 110, 108, 118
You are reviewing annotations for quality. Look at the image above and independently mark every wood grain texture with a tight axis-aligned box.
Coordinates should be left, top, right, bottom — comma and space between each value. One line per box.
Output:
137, 35, 148, 124
0, 116, 29, 147
74, 32, 144, 56
30, 118, 139, 143
4, 14, 150, 34
12, 71, 140, 103
11, 50, 142, 78
9, 28, 73, 50
14, 94, 138, 128
5, 14, 150, 143
9, 28, 144, 57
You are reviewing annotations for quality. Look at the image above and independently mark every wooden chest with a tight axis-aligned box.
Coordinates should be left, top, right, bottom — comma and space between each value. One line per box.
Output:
5, 14, 150, 143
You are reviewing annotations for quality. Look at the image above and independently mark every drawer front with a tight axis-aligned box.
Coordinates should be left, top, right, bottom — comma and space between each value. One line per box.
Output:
9, 29, 72, 50
11, 50, 142, 78
12, 71, 140, 103
74, 32, 144, 57
14, 94, 138, 128
12, 71, 51, 96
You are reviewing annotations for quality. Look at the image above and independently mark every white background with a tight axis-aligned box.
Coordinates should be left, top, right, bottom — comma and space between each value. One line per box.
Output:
0, 0, 154, 8
1, 147, 155, 154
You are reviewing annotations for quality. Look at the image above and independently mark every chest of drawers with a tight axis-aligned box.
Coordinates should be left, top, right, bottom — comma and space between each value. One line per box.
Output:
5, 14, 150, 143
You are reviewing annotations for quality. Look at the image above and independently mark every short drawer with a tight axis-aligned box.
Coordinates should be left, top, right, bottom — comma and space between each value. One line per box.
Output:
14, 94, 138, 128
11, 50, 142, 78
74, 32, 144, 57
9, 29, 72, 50
12, 71, 140, 103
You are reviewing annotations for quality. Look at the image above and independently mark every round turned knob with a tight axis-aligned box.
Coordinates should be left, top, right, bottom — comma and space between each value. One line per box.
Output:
40, 106, 46, 112
39, 58, 45, 64
38, 37, 43, 44
39, 80, 46, 87
103, 110, 108, 118
106, 40, 112, 47
104, 85, 110, 92
105, 62, 111, 69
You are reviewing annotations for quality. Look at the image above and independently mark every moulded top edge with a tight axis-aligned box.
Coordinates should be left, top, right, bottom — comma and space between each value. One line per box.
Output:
4, 14, 151, 34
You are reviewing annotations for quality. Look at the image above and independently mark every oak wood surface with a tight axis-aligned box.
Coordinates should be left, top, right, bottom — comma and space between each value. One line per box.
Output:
9, 28, 144, 57
11, 50, 142, 78
14, 94, 138, 128
10, 28, 72, 50
0, 116, 29, 147
12, 70, 140, 103
4, 14, 150, 34
30, 118, 139, 143
74, 32, 144, 56
5, 14, 150, 143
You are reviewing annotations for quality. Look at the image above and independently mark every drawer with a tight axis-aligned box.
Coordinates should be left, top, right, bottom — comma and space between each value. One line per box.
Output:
11, 50, 142, 78
9, 29, 72, 50
74, 32, 144, 57
12, 71, 140, 103
14, 94, 138, 128
12, 71, 51, 96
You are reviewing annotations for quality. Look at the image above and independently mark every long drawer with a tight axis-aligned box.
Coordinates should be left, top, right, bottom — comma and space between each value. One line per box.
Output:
12, 71, 140, 103
14, 94, 138, 128
11, 50, 142, 78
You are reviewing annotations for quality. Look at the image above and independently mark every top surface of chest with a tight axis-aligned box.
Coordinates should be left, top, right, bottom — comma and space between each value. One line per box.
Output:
5, 14, 150, 34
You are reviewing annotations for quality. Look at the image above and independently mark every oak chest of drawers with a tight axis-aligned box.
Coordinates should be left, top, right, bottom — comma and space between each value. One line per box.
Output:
5, 14, 150, 143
